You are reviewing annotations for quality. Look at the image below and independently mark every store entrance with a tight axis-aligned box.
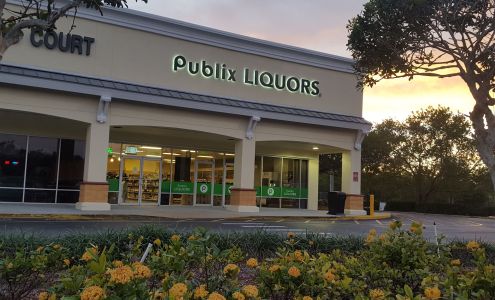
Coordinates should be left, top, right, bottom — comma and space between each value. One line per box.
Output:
120, 156, 161, 205
193, 160, 214, 206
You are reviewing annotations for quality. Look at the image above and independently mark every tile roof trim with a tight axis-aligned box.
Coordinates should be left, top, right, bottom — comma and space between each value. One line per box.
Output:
0, 63, 372, 131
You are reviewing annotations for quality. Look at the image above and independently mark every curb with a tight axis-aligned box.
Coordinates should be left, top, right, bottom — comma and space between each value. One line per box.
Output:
0, 213, 392, 221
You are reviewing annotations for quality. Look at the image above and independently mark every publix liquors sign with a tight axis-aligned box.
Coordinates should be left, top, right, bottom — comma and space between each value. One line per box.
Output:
172, 55, 320, 97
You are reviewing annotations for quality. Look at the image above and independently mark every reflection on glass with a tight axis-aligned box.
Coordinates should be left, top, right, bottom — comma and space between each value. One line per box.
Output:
107, 143, 122, 204
0, 133, 27, 187
57, 191, 80, 203
122, 158, 141, 204
58, 139, 85, 189
171, 149, 194, 205
282, 158, 301, 208
24, 189, 56, 203
26, 137, 58, 189
195, 160, 213, 205
141, 159, 160, 204
0, 188, 23, 202
161, 148, 172, 205
261, 156, 281, 208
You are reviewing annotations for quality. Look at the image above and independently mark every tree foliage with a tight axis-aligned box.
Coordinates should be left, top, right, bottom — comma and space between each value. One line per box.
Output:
362, 106, 491, 209
0, 0, 147, 60
347, 0, 495, 191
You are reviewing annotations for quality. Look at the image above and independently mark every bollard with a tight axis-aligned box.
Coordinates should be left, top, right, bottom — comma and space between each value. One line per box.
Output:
370, 194, 375, 216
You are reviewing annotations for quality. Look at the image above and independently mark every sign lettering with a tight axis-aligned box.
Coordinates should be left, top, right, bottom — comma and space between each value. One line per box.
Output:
30, 29, 95, 56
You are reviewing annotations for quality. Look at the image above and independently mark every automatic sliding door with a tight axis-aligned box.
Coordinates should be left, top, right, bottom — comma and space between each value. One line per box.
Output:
141, 159, 161, 205
194, 160, 214, 205
121, 157, 141, 204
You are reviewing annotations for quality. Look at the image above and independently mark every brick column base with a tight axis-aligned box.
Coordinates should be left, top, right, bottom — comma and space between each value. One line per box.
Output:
76, 182, 111, 211
344, 194, 366, 216
226, 188, 259, 213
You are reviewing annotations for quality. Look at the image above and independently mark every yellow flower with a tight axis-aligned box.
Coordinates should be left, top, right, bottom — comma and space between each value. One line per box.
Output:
63, 259, 70, 266
369, 288, 385, 300
410, 222, 423, 235
388, 220, 401, 230
38, 291, 49, 300
246, 258, 258, 268
302, 297, 313, 300
308, 240, 314, 246
188, 234, 198, 241
269, 264, 281, 273
170, 234, 181, 242
223, 263, 239, 276
80, 285, 105, 300
193, 284, 209, 299
113, 260, 124, 267
451, 259, 461, 266
169, 283, 188, 298
207, 292, 226, 300
132, 262, 152, 279
36, 246, 44, 253
287, 232, 296, 239
154, 239, 162, 246
241, 285, 259, 298
324, 271, 336, 282
424, 286, 441, 300
466, 241, 480, 251
232, 291, 245, 300
53, 244, 61, 250
6, 262, 13, 269
365, 229, 376, 244
153, 291, 165, 300
108, 265, 133, 284
288, 266, 301, 278
294, 250, 304, 262
81, 247, 98, 262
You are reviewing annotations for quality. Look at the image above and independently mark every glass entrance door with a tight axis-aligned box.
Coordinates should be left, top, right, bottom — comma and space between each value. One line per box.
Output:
194, 160, 214, 205
120, 157, 161, 205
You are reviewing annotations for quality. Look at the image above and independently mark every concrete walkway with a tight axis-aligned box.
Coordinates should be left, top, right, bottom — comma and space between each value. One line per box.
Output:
0, 203, 390, 220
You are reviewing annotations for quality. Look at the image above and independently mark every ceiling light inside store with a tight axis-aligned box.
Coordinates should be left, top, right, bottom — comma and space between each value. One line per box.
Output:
146, 155, 162, 158
312, 146, 319, 150
110, 158, 114, 162
141, 146, 162, 150
197, 155, 214, 158
225, 153, 235, 156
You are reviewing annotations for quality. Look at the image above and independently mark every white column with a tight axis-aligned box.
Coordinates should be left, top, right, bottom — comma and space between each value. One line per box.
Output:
341, 149, 361, 194
76, 121, 111, 211
227, 138, 258, 212
83, 122, 110, 182
233, 138, 256, 189
307, 158, 319, 211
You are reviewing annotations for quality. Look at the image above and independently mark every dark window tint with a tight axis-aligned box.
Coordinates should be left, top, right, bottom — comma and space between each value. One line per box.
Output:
24, 189, 56, 203
26, 137, 59, 189
0, 188, 23, 202
58, 139, 85, 189
0, 134, 27, 187
57, 191, 79, 203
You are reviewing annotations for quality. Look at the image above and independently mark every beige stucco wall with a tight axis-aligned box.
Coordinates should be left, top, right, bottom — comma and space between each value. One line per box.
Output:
3, 5, 363, 118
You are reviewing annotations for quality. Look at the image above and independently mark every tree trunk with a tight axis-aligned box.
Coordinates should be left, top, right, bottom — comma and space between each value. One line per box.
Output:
469, 97, 495, 192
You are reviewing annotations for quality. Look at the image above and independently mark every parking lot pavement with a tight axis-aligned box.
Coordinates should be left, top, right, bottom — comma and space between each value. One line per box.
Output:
1, 212, 494, 242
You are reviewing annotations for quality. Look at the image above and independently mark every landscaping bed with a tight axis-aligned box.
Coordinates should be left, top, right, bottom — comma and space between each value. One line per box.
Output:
1, 222, 494, 299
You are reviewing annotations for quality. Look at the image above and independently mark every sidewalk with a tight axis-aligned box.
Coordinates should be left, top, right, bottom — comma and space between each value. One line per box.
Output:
0, 203, 391, 220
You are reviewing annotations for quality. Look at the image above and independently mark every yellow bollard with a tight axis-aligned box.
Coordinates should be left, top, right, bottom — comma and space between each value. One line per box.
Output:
370, 194, 375, 216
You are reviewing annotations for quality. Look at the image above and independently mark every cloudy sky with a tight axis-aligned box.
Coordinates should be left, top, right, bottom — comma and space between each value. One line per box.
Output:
127, 0, 474, 123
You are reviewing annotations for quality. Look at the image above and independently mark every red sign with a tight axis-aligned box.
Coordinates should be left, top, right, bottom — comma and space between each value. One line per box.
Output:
353, 172, 359, 182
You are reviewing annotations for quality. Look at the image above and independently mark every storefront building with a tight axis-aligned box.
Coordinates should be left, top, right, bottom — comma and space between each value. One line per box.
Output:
0, 1, 371, 213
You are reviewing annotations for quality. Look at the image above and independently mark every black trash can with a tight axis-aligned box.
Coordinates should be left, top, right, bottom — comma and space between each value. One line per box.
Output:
327, 191, 346, 215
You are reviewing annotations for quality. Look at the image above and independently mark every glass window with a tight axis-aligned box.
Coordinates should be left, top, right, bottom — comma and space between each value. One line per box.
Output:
57, 191, 79, 203
0, 188, 23, 202
58, 139, 85, 189
160, 148, 172, 205
170, 149, 195, 205
261, 156, 282, 208
281, 158, 301, 208
122, 144, 162, 158
25, 137, 59, 189
24, 189, 56, 203
107, 143, 121, 204
0, 133, 27, 187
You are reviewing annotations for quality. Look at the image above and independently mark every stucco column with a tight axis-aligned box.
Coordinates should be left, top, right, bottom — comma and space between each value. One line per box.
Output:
76, 122, 111, 211
227, 138, 259, 212
342, 150, 366, 215
307, 158, 319, 211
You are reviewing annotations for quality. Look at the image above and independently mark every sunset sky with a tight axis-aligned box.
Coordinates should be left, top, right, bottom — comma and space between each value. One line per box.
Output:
128, 0, 474, 124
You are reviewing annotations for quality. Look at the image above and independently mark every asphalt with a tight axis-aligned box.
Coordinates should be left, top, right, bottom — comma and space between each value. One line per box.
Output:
1, 211, 494, 242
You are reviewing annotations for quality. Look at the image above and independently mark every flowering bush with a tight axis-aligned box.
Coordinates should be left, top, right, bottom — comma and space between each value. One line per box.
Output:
1, 225, 494, 299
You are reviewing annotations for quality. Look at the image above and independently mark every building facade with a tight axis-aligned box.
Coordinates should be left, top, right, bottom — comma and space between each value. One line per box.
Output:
0, 1, 370, 213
